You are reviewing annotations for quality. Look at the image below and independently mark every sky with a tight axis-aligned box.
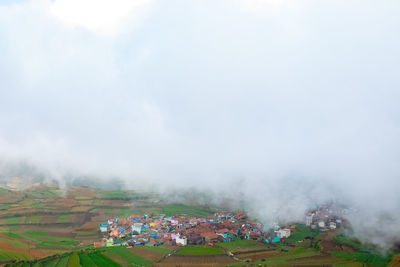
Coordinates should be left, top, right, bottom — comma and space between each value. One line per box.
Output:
1, 0, 400, 248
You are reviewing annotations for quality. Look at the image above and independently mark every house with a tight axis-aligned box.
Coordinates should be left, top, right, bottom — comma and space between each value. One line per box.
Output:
216, 228, 232, 242
106, 238, 114, 247
306, 214, 314, 226
201, 232, 219, 243
132, 223, 143, 234
276, 229, 291, 238
176, 236, 187, 246
100, 224, 108, 232
110, 230, 119, 238
272, 237, 281, 243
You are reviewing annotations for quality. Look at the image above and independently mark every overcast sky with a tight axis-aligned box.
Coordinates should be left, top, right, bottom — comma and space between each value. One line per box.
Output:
1, 0, 400, 247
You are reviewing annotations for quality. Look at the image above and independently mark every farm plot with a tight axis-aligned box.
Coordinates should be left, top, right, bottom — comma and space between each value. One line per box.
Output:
160, 254, 235, 267
177, 246, 225, 255
102, 247, 153, 266
217, 238, 269, 252
130, 246, 170, 262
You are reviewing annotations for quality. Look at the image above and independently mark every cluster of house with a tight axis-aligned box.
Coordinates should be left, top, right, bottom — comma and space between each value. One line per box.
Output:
305, 204, 349, 232
95, 211, 292, 248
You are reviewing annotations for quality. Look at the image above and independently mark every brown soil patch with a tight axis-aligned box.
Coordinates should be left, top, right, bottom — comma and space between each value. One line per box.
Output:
159, 254, 236, 267
40, 215, 58, 224
77, 222, 99, 232
95, 200, 133, 207
48, 198, 78, 207
0, 238, 53, 259
77, 200, 93, 205
70, 206, 92, 212
130, 247, 165, 261
289, 240, 356, 263
236, 250, 283, 262
388, 254, 400, 267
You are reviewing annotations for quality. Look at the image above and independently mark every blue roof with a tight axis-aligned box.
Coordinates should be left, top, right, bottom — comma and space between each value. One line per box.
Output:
272, 237, 281, 243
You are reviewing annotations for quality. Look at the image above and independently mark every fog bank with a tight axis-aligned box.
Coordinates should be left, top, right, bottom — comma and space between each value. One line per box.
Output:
1, 0, 400, 248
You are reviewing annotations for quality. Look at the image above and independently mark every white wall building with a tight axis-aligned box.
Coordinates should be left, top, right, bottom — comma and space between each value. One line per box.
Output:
131, 223, 143, 234
276, 229, 291, 238
306, 214, 314, 226
176, 236, 187, 246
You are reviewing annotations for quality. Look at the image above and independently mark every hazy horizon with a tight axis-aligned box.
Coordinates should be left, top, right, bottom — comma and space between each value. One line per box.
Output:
1, 0, 400, 249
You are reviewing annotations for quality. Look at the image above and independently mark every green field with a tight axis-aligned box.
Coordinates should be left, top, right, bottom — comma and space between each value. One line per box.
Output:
78, 253, 96, 267
330, 251, 393, 267
138, 245, 172, 255
334, 234, 362, 250
102, 247, 153, 266
87, 252, 121, 267
97, 191, 133, 200
160, 204, 213, 217
0, 250, 33, 261
217, 238, 268, 252
25, 215, 42, 224
57, 214, 70, 223
66, 253, 81, 267
286, 224, 318, 242
6, 216, 22, 224
2, 231, 79, 249
0, 237, 30, 248
176, 246, 224, 255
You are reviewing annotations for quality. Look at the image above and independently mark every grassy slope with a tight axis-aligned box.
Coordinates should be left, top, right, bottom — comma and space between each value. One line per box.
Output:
176, 246, 224, 255
217, 238, 268, 252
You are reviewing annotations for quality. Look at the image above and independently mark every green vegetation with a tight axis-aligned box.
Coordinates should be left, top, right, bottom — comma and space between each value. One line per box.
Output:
0, 204, 12, 210
66, 253, 81, 267
229, 247, 320, 266
138, 245, 172, 255
3, 232, 22, 238
0, 250, 33, 261
286, 224, 318, 242
0, 237, 30, 248
6, 216, 21, 224
26, 190, 60, 199
25, 215, 42, 224
55, 256, 69, 267
78, 253, 96, 267
334, 234, 362, 250
330, 251, 393, 267
161, 204, 213, 217
76, 231, 97, 236
87, 252, 121, 267
217, 238, 268, 252
97, 191, 133, 200
2, 232, 79, 249
177, 246, 224, 255
57, 214, 69, 223
31, 201, 46, 209
103, 247, 153, 266
75, 196, 92, 200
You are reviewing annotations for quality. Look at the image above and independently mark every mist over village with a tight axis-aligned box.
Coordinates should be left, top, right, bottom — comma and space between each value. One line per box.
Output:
0, 0, 400, 266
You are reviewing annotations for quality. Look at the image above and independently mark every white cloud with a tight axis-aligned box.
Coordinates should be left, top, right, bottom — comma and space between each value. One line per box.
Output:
236, 0, 294, 11
1, 0, 400, 248
49, 0, 154, 36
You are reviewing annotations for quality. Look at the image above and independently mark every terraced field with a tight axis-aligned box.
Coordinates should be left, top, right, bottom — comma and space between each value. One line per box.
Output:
0, 185, 220, 263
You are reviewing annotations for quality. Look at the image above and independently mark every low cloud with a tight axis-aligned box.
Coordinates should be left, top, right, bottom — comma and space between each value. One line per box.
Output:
0, 0, 400, 248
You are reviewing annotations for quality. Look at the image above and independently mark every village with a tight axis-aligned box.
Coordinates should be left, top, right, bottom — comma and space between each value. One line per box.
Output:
95, 204, 348, 249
